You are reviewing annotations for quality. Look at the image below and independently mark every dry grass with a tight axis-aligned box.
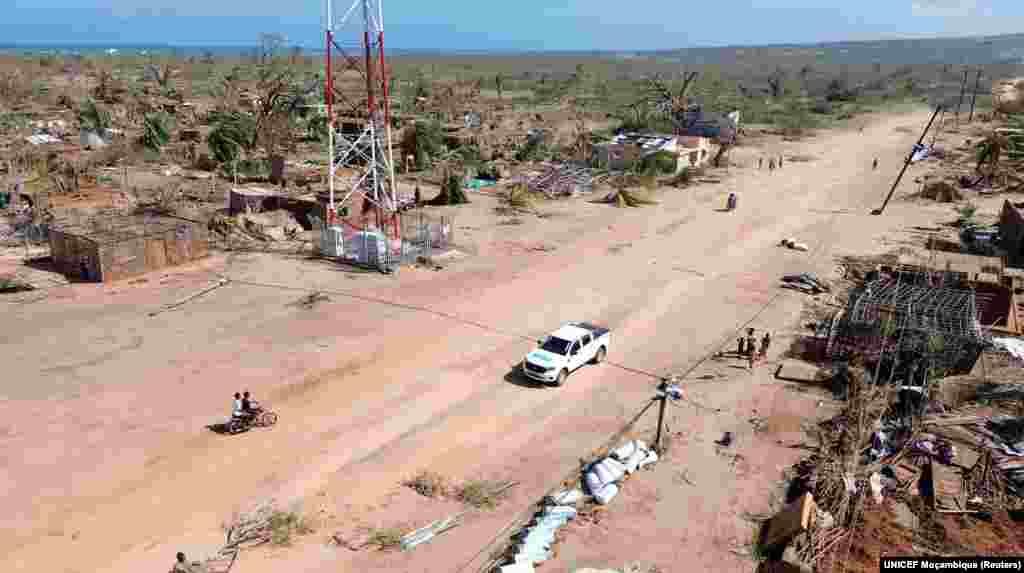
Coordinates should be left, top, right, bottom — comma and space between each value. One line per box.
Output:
497, 184, 547, 216
403, 470, 451, 498
267, 509, 316, 546
455, 479, 510, 510
367, 526, 405, 550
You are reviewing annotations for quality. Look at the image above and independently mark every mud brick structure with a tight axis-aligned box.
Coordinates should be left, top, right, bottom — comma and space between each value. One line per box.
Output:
49, 214, 208, 282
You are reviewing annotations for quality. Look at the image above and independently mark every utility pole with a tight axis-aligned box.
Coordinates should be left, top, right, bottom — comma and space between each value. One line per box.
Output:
653, 378, 683, 453
969, 69, 983, 123
931, 108, 945, 148
872, 105, 942, 216
955, 68, 968, 124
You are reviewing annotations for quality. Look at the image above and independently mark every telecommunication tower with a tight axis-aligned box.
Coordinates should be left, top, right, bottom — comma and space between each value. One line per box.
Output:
324, 0, 399, 258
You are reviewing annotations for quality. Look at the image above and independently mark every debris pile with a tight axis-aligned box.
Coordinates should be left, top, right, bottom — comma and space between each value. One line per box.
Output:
492, 440, 657, 572
921, 180, 962, 202
399, 513, 464, 551
780, 238, 810, 251
780, 273, 830, 295
597, 188, 658, 208
208, 210, 306, 245
522, 163, 608, 198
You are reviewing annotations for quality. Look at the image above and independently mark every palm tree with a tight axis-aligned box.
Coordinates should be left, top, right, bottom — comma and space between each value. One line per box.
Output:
646, 71, 699, 130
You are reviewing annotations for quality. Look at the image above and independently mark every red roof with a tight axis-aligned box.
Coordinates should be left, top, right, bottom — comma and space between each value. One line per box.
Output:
676, 136, 706, 148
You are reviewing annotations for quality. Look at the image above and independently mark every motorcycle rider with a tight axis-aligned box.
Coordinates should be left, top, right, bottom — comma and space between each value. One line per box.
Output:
232, 392, 243, 419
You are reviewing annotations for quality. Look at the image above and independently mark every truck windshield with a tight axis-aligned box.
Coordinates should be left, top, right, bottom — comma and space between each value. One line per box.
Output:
540, 337, 572, 355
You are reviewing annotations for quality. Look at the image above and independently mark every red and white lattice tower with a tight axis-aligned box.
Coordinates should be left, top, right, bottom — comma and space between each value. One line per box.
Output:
324, 0, 399, 255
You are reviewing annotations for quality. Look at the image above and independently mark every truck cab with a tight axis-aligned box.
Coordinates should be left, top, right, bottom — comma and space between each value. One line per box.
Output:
522, 322, 610, 386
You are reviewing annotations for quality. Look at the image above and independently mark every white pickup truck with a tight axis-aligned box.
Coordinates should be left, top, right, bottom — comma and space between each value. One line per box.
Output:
521, 322, 610, 386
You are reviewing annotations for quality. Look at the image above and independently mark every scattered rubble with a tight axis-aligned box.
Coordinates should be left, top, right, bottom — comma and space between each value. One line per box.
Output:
921, 180, 962, 202
780, 238, 810, 251
491, 439, 658, 572
780, 273, 830, 295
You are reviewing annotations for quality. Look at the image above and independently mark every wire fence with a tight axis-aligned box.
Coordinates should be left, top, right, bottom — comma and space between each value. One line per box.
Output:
309, 210, 456, 271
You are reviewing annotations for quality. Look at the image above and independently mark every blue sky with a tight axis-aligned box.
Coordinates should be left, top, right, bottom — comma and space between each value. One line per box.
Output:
4, 0, 1024, 50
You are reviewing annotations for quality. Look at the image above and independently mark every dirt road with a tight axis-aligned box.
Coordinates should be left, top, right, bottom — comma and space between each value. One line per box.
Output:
0, 108, 936, 573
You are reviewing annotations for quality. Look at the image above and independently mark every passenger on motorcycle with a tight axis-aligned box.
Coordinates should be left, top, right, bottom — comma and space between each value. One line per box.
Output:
242, 391, 262, 415
232, 392, 255, 425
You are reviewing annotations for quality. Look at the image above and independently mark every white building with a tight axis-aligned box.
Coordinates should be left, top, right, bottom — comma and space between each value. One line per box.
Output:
592, 132, 717, 173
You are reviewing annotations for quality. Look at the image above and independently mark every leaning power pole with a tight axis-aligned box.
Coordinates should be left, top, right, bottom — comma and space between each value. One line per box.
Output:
872, 105, 942, 216
323, 0, 399, 269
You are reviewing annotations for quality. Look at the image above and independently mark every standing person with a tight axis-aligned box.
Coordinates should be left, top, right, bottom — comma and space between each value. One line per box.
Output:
761, 332, 772, 357
746, 331, 757, 357
758, 157, 763, 169
872, 158, 879, 170
779, 156, 784, 169
768, 159, 775, 172
748, 346, 757, 370
737, 336, 746, 356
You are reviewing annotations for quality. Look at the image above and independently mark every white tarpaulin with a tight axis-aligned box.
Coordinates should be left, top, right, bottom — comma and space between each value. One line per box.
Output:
26, 134, 61, 145
993, 337, 1024, 363
910, 144, 932, 163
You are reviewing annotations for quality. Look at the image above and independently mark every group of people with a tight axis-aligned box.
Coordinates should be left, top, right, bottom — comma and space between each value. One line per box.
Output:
231, 391, 262, 422
757, 155, 785, 171
737, 328, 772, 370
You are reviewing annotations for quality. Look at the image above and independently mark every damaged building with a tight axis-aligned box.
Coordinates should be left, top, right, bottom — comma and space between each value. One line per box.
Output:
592, 132, 716, 173
826, 271, 988, 382
49, 214, 208, 282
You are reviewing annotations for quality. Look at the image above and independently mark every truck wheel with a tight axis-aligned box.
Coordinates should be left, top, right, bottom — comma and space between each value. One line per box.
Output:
592, 347, 606, 364
554, 369, 568, 387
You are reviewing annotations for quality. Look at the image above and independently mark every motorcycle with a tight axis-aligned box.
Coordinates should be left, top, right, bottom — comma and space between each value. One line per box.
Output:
226, 404, 279, 435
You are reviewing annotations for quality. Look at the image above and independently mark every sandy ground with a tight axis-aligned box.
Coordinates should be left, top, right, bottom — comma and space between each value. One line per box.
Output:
0, 107, 987, 573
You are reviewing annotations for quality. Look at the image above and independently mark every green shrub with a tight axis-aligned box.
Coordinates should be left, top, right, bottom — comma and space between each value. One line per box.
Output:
140, 112, 171, 153
401, 120, 444, 171
207, 112, 255, 164
641, 150, 678, 175
425, 174, 469, 206
78, 98, 110, 132
670, 167, 693, 188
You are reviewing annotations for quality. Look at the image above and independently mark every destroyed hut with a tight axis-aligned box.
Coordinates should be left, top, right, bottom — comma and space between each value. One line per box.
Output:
827, 272, 987, 381
49, 214, 208, 282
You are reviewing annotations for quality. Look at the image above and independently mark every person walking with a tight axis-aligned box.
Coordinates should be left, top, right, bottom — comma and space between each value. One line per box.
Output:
768, 159, 775, 172
779, 155, 784, 169
872, 158, 878, 170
